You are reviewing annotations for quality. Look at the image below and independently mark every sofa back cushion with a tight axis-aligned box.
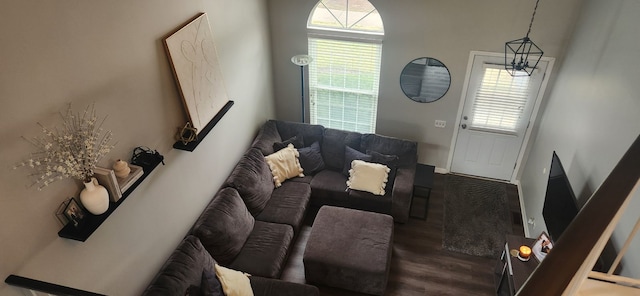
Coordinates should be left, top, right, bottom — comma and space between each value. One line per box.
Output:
273, 135, 304, 151
361, 134, 418, 167
275, 120, 324, 147
192, 188, 255, 266
223, 148, 274, 216
142, 236, 216, 296
251, 120, 282, 156
321, 128, 363, 171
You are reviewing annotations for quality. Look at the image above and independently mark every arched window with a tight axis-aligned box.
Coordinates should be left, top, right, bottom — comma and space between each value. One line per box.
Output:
307, 0, 384, 133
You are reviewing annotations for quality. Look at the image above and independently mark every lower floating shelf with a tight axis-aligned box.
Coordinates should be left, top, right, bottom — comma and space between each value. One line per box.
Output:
57, 159, 162, 242
5, 275, 105, 296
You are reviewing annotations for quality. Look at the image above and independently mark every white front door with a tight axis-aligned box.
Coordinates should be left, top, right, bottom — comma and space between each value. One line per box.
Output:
451, 53, 550, 181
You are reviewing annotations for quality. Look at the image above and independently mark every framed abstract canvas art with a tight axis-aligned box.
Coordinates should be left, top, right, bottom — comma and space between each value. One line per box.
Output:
165, 13, 229, 133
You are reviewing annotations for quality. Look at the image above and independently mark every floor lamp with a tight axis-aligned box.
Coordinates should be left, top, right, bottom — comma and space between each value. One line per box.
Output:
291, 54, 313, 123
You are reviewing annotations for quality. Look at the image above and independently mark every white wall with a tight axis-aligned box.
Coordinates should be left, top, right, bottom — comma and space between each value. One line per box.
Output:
519, 0, 640, 277
0, 0, 275, 295
267, 0, 583, 168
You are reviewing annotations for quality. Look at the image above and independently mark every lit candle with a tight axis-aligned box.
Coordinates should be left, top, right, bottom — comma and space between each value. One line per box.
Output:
519, 245, 532, 259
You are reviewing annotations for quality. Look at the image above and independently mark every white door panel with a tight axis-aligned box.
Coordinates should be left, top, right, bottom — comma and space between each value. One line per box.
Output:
451, 53, 549, 180
452, 131, 519, 179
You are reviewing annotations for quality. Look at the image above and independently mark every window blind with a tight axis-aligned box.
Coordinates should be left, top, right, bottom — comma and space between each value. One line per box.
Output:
471, 67, 531, 132
308, 37, 381, 133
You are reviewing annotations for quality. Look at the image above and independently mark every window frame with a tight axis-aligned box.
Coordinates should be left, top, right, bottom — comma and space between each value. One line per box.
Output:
306, 0, 384, 134
469, 64, 533, 135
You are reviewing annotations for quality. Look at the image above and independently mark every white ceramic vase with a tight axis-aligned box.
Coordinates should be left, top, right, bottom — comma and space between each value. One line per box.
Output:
80, 177, 110, 215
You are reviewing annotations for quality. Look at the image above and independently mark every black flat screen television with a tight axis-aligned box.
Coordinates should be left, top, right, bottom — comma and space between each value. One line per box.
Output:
542, 151, 580, 243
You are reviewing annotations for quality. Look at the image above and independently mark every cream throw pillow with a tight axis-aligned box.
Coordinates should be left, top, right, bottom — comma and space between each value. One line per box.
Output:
347, 160, 390, 196
264, 143, 304, 187
214, 264, 253, 296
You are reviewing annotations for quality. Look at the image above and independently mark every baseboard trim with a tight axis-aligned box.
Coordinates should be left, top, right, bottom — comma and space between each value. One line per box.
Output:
514, 179, 530, 237
434, 167, 448, 174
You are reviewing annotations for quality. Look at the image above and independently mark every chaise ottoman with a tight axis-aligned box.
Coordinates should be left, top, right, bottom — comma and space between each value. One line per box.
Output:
303, 206, 394, 295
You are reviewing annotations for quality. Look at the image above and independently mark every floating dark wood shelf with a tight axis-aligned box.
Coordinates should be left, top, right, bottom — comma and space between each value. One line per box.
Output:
173, 100, 234, 152
5, 275, 105, 296
57, 159, 163, 242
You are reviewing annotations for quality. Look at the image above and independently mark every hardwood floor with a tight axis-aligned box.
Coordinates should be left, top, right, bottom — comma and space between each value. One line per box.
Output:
281, 173, 524, 295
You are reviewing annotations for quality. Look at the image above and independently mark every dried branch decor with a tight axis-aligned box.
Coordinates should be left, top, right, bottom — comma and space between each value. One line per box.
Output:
15, 104, 115, 190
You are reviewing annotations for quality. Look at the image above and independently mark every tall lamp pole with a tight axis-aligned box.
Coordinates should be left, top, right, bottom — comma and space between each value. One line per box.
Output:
291, 54, 313, 123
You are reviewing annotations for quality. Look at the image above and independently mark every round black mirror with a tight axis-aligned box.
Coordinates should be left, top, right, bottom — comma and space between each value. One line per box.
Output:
400, 57, 451, 103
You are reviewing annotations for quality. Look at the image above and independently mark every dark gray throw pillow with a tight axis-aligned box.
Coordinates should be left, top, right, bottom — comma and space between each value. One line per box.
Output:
368, 150, 399, 190
200, 268, 223, 296
273, 135, 304, 151
298, 141, 325, 175
184, 268, 224, 296
342, 146, 373, 176
185, 285, 201, 296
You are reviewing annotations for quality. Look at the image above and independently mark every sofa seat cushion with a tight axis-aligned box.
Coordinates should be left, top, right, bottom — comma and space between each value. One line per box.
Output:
223, 148, 274, 216
192, 188, 255, 266
256, 182, 311, 233
288, 175, 314, 184
348, 189, 392, 215
309, 170, 349, 207
249, 276, 319, 296
229, 221, 294, 279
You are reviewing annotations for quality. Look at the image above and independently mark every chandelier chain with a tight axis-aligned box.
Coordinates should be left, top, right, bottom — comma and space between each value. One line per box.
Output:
526, 0, 541, 38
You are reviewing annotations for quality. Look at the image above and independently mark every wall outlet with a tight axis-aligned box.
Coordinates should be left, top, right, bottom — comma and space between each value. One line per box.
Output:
527, 217, 536, 228
435, 120, 446, 128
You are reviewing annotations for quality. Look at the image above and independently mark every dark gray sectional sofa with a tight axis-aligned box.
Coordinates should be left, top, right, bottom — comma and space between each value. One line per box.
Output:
251, 120, 418, 223
142, 120, 418, 295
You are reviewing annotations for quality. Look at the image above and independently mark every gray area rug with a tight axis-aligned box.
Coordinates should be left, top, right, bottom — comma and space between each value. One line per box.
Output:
443, 174, 512, 258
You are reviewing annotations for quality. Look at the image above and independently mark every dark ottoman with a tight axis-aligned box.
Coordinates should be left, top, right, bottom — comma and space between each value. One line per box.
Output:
303, 206, 394, 295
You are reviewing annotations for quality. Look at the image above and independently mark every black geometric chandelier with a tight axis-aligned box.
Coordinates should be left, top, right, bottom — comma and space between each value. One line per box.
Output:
505, 0, 544, 76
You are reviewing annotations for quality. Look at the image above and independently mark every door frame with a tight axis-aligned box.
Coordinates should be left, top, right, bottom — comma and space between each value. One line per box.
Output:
446, 51, 555, 183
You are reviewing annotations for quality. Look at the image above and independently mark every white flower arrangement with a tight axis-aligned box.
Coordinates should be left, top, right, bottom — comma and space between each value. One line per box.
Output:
15, 104, 115, 190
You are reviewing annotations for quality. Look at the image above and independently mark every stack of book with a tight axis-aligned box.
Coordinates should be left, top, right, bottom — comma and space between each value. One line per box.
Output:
93, 164, 144, 202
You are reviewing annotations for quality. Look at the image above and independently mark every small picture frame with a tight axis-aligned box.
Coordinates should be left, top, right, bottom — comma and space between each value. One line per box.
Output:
63, 198, 85, 228
55, 199, 70, 227
532, 231, 554, 262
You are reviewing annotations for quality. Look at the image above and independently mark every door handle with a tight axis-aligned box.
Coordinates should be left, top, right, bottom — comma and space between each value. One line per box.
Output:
461, 124, 467, 129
